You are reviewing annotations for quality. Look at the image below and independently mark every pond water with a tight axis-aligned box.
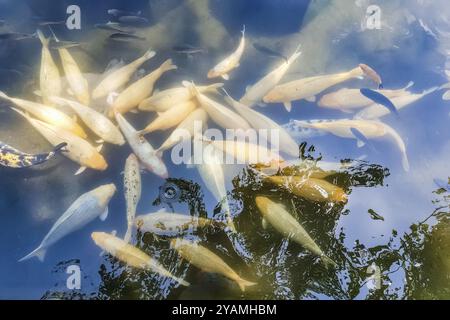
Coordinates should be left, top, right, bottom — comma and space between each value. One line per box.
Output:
0, 0, 449, 300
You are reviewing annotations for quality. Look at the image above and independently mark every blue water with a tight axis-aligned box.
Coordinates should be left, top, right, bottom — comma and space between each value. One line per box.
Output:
0, 0, 449, 300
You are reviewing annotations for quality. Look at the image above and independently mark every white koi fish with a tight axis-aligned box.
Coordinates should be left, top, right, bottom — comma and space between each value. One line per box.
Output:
263, 66, 365, 111
354, 87, 438, 120
113, 59, 177, 115
207, 25, 245, 80
0, 91, 87, 138
318, 82, 414, 111
195, 143, 236, 232
185, 82, 250, 130
157, 108, 208, 153
13, 108, 107, 174
294, 119, 410, 171
37, 30, 62, 106
224, 92, 299, 157
115, 112, 168, 178
50, 96, 125, 145
92, 49, 156, 99
135, 211, 221, 236
123, 154, 141, 243
138, 83, 223, 112
139, 100, 196, 135
19, 184, 116, 262
239, 46, 302, 107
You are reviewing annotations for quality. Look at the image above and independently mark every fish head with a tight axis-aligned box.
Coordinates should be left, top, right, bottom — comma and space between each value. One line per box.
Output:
169, 238, 180, 249
126, 153, 139, 164
207, 68, 222, 79
317, 93, 338, 108
91, 231, 108, 245
93, 183, 117, 207
331, 188, 348, 203
87, 152, 108, 171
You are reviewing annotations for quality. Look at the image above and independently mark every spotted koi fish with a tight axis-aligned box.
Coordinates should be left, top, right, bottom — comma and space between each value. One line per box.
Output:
0, 142, 67, 168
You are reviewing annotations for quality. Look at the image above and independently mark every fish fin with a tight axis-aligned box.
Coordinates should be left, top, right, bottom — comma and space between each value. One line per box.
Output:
356, 140, 366, 148
18, 246, 47, 262
204, 82, 224, 93
53, 142, 68, 153
423, 86, 439, 96
262, 218, 268, 230
178, 279, 190, 287
123, 228, 132, 243
74, 166, 87, 176
99, 250, 105, 257
0, 90, 10, 100
305, 96, 316, 103
443, 90, 450, 100
221, 74, 229, 81
99, 207, 109, 221
111, 230, 117, 236
440, 82, 450, 90
129, 109, 138, 114
283, 101, 292, 112
403, 81, 415, 90
107, 92, 119, 106
236, 278, 257, 292
96, 144, 104, 152
356, 76, 364, 80
95, 139, 104, 144
340, 109, 354, 114
402, 153, 410, 172
245, 85, 251, 92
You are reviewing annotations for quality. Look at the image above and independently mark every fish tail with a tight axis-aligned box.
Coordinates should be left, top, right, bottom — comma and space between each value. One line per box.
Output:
174, 277, 190, 287
423, 86, 439, 96
204, 82, 224, 93
36, 29, 49, 47
236, 278, 257, 292
403, 81, 415, 90
123, 232, 131, 244
19, 246, 47, 262
288, 44, 302, 64
241, 24, 246, 37
0, 90, 10, 101
350, 66, 365, 78
142, 48, 156, 61
182, 81, 199, 98
159, 59, 177, 72
401, 152, 410, 172
321, 255, 337, 269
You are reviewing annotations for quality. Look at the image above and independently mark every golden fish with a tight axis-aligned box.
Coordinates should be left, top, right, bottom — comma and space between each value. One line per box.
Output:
92, 232, 189, 286
171, 238, 256, 291
266, 176, 347, 203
